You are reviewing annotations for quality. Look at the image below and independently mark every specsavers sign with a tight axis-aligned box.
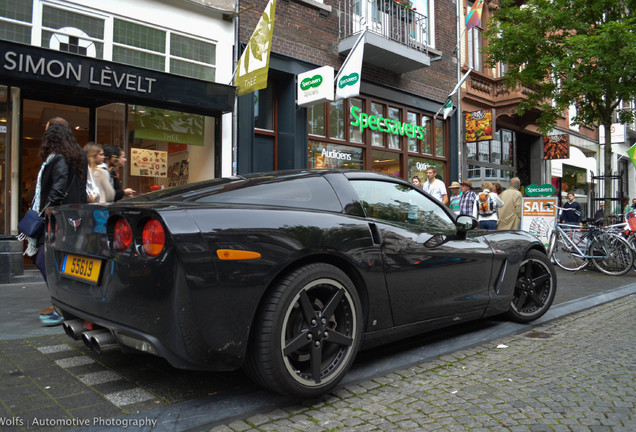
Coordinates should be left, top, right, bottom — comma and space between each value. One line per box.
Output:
297, 66, 334, 107
350, 106, 427, 140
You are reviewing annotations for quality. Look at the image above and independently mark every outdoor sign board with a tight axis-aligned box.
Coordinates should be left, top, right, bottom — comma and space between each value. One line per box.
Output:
297, 66, 334, 107
520, 197, 557, 248
525, 183, 556, 197
464, 110, 493, 142
543, 134, 569, 159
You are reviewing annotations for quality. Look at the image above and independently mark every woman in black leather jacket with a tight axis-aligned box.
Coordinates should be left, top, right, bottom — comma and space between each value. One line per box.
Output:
30, 123, 88, 279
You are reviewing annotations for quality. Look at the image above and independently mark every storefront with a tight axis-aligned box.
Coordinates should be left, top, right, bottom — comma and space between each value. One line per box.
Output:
237, 54, 457, 183
0, 40, 234, 235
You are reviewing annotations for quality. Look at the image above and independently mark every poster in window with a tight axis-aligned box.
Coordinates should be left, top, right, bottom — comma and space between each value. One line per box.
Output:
465, 110, 493, 142
543, 134, 569, 160
130, 148, 168, 177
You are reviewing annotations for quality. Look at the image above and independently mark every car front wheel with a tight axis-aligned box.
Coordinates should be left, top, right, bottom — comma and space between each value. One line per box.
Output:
244, 263, 363, 398
505, 250, 557, 323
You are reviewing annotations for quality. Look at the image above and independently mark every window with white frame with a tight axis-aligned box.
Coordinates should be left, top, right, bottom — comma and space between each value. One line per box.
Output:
0, 1, 217, 82
467, 1, 482, 72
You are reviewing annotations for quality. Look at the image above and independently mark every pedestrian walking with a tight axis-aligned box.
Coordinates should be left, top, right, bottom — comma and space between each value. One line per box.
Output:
84, 142, 116, 203
448, 181, 462, 215
103, 144, 136, 200
497, 177, 523, 230
560, 191, 582, 226
458, 180, 477, 218
477, 181, 504, 230
422, 166, 448, 206
26, 122, 88, 325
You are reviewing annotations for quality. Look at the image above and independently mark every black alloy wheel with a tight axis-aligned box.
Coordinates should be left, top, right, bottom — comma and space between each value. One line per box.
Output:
244, 263, 362, 398
506, 250, 557, 323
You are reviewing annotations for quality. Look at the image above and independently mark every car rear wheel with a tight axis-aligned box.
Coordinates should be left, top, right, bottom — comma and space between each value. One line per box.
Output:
505, 250, 557, 323
244, 263, 362, 398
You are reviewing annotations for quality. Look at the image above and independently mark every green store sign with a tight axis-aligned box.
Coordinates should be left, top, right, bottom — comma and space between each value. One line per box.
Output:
300, 74, 323, 91
338, 73, 359, 89
525, 183, 556, 197
350, 106, 426, 140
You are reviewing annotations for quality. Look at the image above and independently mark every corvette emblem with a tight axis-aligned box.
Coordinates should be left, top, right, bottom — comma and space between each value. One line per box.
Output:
68, 218, 82, 231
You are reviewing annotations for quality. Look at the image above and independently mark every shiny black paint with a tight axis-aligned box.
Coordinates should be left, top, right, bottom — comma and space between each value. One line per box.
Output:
45, 170, 547, 372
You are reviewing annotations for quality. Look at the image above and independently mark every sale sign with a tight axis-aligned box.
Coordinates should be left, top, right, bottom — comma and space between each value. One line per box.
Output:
520, 197, 557, 247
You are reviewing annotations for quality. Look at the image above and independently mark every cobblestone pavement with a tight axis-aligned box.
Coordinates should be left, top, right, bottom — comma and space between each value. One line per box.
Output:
209, 294, 636, 432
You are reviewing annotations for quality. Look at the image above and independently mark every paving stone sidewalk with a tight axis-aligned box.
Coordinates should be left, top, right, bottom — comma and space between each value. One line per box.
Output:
209, 294, 636, 432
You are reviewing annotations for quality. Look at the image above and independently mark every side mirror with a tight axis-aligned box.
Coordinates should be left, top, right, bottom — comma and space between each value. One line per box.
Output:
456, 215, 478, 232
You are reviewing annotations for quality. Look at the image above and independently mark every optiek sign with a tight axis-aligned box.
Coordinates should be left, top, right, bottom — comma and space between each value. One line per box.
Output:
297, 66, 334, 107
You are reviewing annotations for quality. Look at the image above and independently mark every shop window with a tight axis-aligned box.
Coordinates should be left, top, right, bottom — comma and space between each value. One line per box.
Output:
372, 149, 400, 177
170, 59, 215, 81
371, 102, 384, 147
349, 98, 364, 143
127, 105, 215, 193
254, 88, 274, 130
1, 0, 32, 22
407, 112, 418, 152
388, 107, 401, 150
434, 119, 445, 157
421, 116, 432, 154
408, 157, 446, 184
308, 141, 364, 170
308, 104, 326, 137
42, 6, 104, 40
114, 19, 165, 53
329, 100, 345, 140
0, 86, 7, 234
113, 46, 164, 71
1, 21, 31, 44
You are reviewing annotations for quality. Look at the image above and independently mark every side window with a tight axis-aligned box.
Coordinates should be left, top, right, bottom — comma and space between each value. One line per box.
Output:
350, 180, 455, 232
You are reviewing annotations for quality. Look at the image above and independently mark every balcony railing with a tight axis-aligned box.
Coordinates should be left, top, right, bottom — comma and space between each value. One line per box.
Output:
339, 0, 429, 56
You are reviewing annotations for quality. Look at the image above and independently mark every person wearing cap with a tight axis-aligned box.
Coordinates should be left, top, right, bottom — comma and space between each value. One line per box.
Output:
458, 180, 477, 218
497, 177, 523, 230
448, 181, 462, 215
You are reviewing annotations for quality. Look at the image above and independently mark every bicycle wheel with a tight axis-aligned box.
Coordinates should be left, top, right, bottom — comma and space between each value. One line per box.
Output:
551, 230, 588, 271
626, 234, 636, 270
590, 233, 634, 276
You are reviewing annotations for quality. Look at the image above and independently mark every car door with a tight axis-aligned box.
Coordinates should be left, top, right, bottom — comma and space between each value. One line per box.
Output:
349, 178, 494, 326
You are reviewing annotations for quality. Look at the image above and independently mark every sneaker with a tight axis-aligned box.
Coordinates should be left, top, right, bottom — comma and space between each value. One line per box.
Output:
41, 312, 64, 326
39, 306, 55, 315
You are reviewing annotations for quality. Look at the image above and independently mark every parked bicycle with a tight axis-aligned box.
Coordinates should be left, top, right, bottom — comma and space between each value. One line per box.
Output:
544, 203, 634, 276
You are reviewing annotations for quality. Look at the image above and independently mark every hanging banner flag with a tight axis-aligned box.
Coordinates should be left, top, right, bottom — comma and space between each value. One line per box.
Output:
297, 66, 334, 107
627, 143, 636, 169
234, 0, 277, 96
442, 97, 453, 119
335, 31, 366, 100
466, 0, 484, 30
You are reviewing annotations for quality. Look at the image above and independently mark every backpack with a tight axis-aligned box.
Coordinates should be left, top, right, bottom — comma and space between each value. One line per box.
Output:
478, 192, 496, 216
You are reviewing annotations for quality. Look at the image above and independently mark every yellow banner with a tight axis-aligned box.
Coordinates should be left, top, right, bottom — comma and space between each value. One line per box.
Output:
235, 0, 276, 96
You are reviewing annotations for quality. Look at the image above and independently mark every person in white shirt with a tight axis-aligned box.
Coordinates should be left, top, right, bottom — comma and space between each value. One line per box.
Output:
423, 166, 449, 206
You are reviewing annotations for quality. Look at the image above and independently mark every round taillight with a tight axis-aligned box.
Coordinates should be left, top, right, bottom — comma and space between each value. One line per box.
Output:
142, 219, 165, 257
113, 218, 133, 251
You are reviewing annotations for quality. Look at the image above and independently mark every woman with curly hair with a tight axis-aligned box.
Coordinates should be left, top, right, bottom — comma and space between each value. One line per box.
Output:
26, 121, 87, 325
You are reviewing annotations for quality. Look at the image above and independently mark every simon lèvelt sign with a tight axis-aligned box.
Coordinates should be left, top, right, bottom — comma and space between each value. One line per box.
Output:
0, 40, 234, 113
297, 66, 334, 107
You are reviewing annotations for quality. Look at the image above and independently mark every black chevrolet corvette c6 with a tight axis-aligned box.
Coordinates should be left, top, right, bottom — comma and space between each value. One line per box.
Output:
45, 169, 556, 398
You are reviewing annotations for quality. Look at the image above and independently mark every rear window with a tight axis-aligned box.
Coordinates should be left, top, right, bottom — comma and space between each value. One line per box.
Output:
191, 176, 342, 212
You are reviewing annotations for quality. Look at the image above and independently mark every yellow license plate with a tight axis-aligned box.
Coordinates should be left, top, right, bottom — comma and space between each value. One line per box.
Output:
61, 254, 102, 284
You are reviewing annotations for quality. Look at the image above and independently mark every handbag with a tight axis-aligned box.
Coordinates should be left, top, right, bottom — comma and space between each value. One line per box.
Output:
86, 168, 100, 203
18, 206, 48, 238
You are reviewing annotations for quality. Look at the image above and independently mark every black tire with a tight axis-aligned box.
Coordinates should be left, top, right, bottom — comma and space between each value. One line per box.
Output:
550, 230, 588, 272
590, 233, 634, 276
244, 263, 363, 398
505, 250, 557, 323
